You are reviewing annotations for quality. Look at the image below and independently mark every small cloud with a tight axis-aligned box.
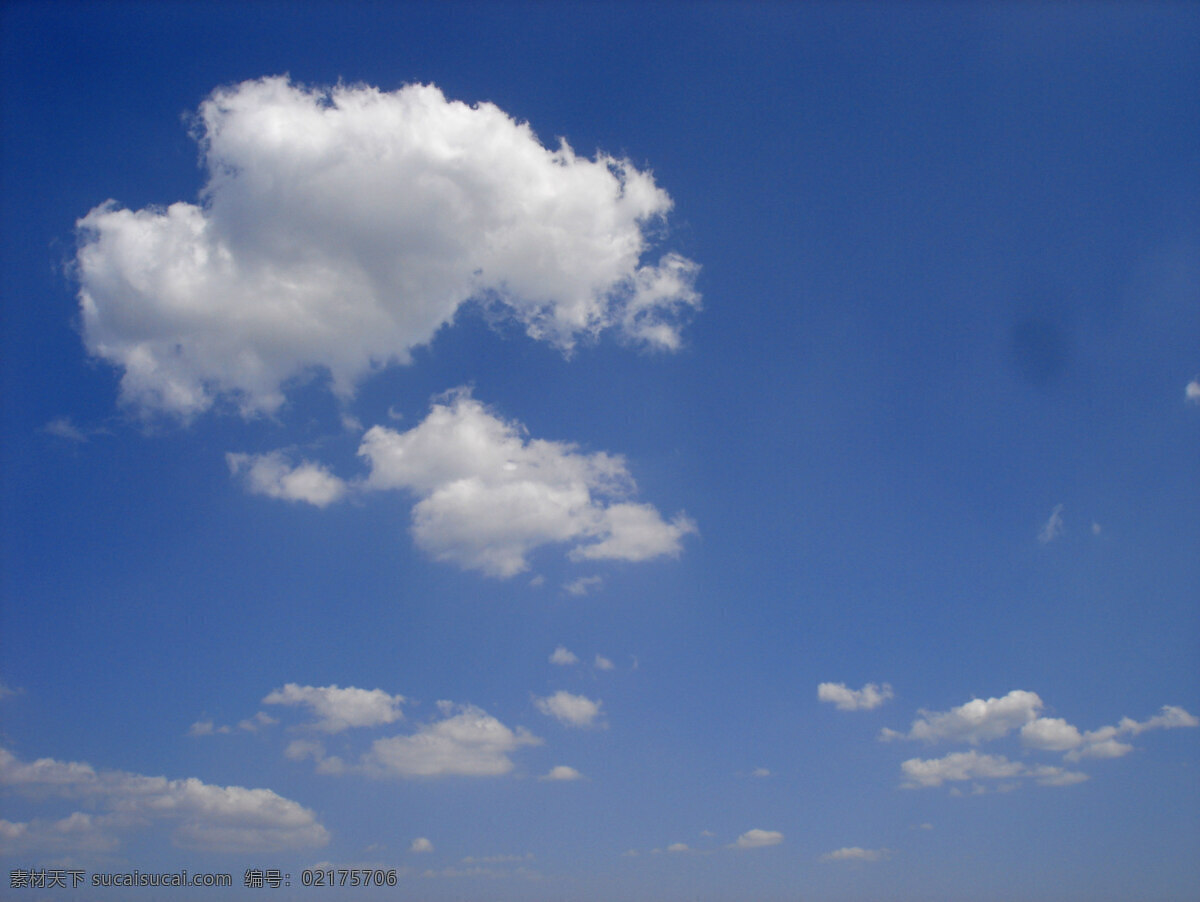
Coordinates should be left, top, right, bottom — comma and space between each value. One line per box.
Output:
549, 646, 579, 666
564, 576, 603, 597
283, 740, 346, 775
341, 413, 363, 432
1091, 521, 1102, 536
238, 711, 278, 732
363, 702, 541, 778
750, 767, 772, 778
822, 846, 890, 863
43, 417, 89, 442
264, 683, 406, 732
731, 829, 783, 849
187, 720, 231, 737
915, 823, 934, 831
666, 842, 689, 853
594, 654, 614, 671
227, 452, 348, 508
540, 765, 583, 782
529, 575, 546, 587
535, 691, 604, 729
1186, 379, 1200, 403
621, 849, 639, 857
410, 837, 434, 853
1039, 503, 1065, 544
818, 682, 894, 711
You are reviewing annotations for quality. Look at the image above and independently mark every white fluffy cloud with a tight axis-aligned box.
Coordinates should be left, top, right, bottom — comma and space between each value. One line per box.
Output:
264, 683, 406, 732
818, 681, 893, 711
1019, 717, 1083, 751
364, 703, 541, 778
882, 690, 1044, 745
1039, 503, 1065, 544
550, 646, 579, 666
540, 765, 583, 782
732, 829, 783, 849
594, 654, 615, 671
227, 453, 348, 507
821, 846, 889, 862
1186, 379, 1200, 402
1020, 705, 1199, 761
883, 693, 1197, 789
410, 837, 434, 853
535, 691, 604, 728
899, 750, 1087, 789
0, 747, 328, 853
75, 76, 700, 419
357, 391, 695, 576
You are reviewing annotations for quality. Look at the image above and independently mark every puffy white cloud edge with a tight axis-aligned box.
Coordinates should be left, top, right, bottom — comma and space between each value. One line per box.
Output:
534, 691, 604, 729
230, 390, 696, 577
363, 702, 542, 778
263, 683, 407, 732
75, 76, 700, 419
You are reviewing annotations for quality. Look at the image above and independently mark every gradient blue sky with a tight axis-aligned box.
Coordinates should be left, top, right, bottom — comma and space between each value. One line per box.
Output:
2, 2, 1198, 900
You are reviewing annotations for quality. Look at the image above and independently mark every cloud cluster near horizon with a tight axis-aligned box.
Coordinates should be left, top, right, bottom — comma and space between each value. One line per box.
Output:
0, 747, 328, 854
74, 76, 700, 419
877, 690, 1197, 790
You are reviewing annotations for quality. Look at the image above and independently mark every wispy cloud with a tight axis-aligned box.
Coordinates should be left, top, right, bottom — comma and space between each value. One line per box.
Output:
42, 417, 89, 443
564, 576, 603, 597
1039, 503, 1065, 544
822, 846, 890, 862
539, 765, 583, 782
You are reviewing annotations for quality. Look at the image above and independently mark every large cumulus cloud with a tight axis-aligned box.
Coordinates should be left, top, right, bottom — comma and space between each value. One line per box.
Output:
76, 76, 700, 418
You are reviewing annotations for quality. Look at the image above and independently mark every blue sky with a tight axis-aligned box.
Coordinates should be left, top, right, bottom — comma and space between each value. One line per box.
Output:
2, 2, 1198, 899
